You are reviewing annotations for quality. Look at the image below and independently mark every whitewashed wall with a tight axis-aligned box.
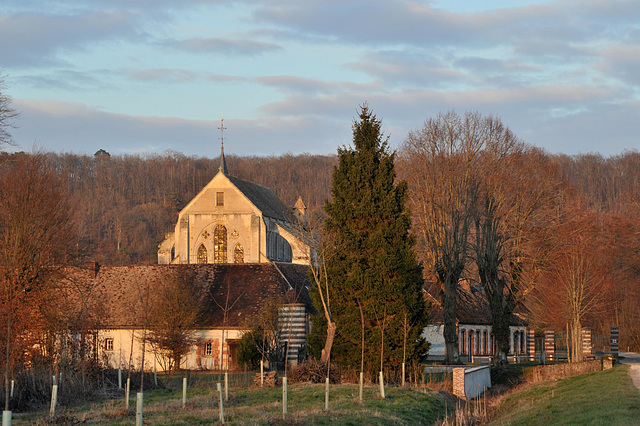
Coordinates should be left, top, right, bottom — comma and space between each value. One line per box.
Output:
99, 328, 245, 372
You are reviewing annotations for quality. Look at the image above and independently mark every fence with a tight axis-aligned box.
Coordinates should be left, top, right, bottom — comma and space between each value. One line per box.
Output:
161, 370, 257, 391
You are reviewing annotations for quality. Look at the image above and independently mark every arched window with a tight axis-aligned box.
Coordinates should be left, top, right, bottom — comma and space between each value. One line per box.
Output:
234, 243, 244, 263
197, 244, 207, 264
214, 225, 227, 263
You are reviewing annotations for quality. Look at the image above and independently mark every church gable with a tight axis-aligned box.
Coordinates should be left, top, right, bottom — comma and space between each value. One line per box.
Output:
158, 145, 311, 265
181, 172, 261, 216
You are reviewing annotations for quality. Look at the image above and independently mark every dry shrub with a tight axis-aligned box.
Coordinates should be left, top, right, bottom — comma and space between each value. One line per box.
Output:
437, 397, 488, 426
288, 359, 339, 384
2, 359, 164, 413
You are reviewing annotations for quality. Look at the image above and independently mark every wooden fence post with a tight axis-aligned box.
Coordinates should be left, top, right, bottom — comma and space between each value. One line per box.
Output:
49, 384, 58, 421
135, 392, 143, 426
217, 383, 225, 424
325, 377, 329, 411
125, 377, 131, 409
182, 377, 187, 408
282, 377, 288, 418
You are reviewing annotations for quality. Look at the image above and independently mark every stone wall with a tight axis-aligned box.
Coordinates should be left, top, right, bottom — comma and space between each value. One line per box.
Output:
525, 359, 602, 383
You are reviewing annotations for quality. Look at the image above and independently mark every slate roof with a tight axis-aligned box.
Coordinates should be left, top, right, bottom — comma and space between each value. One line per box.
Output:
426, 281, 527, 327
81, 263, 313, 329
226, 174, 292, 222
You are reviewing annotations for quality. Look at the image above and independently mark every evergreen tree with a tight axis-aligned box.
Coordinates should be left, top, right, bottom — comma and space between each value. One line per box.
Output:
311, 105, 428, 374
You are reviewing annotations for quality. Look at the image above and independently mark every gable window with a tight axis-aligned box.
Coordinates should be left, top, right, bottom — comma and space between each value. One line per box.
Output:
234, 243, 244, 263
216, 192, 224, 206
214, 225, 227, 263
204, 342, 212, 356
105, 338, 114, 351
197, 244, 208, 264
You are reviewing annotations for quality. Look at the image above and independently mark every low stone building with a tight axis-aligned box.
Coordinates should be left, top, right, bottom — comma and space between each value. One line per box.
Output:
70, 262, 313, 372
423, 281, 530, 362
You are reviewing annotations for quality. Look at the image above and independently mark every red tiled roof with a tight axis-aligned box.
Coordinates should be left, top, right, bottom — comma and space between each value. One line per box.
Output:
80, 263, 313, 329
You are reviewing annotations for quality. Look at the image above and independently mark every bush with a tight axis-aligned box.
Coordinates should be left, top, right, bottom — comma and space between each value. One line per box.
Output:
237, 330, 263, 370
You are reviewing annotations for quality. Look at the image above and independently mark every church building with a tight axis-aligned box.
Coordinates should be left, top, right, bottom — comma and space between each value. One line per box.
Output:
80, 134, 316, 372
157, 143, 310, 266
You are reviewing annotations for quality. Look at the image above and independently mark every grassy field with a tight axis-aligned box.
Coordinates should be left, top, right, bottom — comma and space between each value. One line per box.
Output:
14, 378, 455, 425
489, 364, 640, 425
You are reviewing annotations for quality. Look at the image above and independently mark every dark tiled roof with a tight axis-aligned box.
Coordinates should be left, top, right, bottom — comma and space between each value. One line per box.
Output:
83, 263, 312, 329
427, 281, 527, 327
227, 174, 292, 222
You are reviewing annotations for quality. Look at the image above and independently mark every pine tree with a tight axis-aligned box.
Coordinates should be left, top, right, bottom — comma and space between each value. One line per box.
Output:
311, 105, 428, 374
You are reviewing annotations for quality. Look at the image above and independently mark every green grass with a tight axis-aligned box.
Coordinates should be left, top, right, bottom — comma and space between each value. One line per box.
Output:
14, 381, 454, 425
490, 365, 640, 425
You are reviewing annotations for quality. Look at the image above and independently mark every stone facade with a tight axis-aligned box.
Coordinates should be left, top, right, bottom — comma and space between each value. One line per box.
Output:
158, 170, 310, 266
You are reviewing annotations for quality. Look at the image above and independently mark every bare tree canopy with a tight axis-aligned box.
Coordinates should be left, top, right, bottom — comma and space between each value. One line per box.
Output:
0, 73, 18, 148
0, 153, 77, 409
398, 111, 487, 364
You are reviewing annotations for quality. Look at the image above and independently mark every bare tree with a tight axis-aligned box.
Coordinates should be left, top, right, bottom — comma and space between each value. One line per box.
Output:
0, 73, 19, 148
308, 250, 335, 365
0, 153, 77, 410
209, 273, 244, 375
399, 111, 485, 364
148, 268, 202, 372
530, 213, 610, 362
472, 127, 557, 365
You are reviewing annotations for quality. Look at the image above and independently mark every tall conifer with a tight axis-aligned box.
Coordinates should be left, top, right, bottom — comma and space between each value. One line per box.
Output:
313, 105, 428, 373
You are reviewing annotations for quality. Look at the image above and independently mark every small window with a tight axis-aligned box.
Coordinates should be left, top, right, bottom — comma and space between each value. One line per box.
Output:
197, 244, 208, 264
216, 192, 224, 206
205, 342, 212, 356
214, 225, 227, 263
105, 338, 114, 351
234, 243, 244, 263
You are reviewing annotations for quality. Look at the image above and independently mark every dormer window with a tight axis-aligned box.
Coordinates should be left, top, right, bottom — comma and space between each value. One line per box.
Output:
216, 192, 224, 206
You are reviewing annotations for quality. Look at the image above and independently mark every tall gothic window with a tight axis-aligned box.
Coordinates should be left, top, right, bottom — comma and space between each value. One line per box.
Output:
197, 244, 207, 264
234, 243, 244, 263
214, 225, 227, 263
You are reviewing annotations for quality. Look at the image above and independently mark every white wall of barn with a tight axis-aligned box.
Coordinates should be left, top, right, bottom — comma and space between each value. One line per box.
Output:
98, 328, 245, 372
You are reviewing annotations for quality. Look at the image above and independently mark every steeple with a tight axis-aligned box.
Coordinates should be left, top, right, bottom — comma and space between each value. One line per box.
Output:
218, 117, 228, 174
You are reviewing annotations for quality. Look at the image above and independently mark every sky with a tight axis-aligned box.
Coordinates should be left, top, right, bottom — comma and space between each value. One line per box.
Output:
1, 0, 639, 158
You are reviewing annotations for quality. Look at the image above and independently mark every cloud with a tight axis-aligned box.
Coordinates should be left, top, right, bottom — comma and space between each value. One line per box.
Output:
0, 11, 141, 67
9, 99, 343, 156
120, 68, 247, 83
253, 75, 374, 95
167, 37, 282, 56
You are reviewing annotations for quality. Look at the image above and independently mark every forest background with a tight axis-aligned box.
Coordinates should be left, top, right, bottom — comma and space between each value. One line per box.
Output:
2, 147, 639, 352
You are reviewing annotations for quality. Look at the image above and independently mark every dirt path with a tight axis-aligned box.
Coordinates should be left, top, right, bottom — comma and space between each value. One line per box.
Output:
618, 352, 640, 391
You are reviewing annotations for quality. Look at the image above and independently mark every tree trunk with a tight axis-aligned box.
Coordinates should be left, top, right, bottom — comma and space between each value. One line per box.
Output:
490, 293, 513, 367
320, 322, 336, 364
443, 277, 460, 365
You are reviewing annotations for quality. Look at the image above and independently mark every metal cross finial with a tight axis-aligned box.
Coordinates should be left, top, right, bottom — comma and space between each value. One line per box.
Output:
218, 116, 228, 174
218, 116, 227, 148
